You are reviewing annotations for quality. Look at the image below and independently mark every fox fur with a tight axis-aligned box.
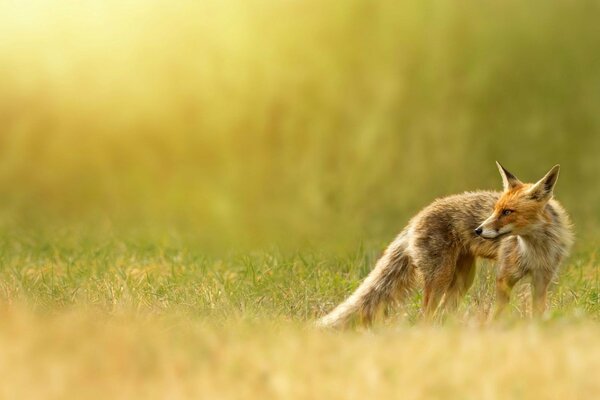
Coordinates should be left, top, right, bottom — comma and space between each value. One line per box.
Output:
317, 162, 574, 328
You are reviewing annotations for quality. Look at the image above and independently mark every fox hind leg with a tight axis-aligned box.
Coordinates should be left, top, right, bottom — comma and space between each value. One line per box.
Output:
421, 254, 458, 319
440, 254, 476, 313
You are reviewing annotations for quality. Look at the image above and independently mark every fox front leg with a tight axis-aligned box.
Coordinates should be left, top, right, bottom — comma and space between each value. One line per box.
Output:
491, 268, 524, 320
531, 271, 552, 318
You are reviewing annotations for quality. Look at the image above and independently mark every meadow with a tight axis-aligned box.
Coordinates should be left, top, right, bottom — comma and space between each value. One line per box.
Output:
0, 0, 599, 398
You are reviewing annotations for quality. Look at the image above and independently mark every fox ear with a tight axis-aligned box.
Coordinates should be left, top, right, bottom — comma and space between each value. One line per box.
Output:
528, 164, 560, 201
496, 161, 522, 191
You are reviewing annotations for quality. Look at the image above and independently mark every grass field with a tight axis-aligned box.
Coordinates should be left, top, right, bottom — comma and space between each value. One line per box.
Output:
0, 233, 598, 399
1, 0, 599, 398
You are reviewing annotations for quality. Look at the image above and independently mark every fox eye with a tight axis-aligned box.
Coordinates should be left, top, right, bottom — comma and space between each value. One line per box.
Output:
502, 209, 513, 216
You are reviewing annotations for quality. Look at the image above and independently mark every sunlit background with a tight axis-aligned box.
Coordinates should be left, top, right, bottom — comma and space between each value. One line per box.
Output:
1, 0, 598, 250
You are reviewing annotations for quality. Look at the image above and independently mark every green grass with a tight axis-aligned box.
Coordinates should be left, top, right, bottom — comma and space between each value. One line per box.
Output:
1, 230, 597, 324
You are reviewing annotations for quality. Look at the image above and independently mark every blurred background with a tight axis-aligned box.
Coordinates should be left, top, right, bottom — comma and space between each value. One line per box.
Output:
0, 0, 598, 250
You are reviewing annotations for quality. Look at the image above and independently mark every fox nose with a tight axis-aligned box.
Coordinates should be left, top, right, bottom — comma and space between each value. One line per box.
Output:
475, 227, 483, 236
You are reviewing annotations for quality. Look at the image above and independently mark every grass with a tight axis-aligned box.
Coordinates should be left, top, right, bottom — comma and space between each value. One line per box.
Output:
0, 232, 598, 399
1, 232, 597, 322
3, 309, 600, 400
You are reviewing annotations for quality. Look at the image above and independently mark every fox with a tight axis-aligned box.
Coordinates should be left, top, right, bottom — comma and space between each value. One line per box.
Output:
317, 162, 574, 328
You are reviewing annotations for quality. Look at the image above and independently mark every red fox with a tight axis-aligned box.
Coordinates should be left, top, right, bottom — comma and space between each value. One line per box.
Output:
317, 162, 574, 328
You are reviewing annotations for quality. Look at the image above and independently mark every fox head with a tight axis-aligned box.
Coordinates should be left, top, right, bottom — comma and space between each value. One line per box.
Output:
475, 162, 560, 240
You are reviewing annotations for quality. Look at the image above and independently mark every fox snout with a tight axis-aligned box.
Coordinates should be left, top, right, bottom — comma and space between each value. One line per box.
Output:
474, 222, 501, 239
474, 223, 492, 238
474, 224, 497, 239
475, 216, 513, 240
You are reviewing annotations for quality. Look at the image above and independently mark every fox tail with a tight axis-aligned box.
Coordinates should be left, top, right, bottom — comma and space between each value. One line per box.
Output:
316, 232, 415, 328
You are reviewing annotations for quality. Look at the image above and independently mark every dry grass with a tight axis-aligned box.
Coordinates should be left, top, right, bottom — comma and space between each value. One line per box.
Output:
0, 307, 599, 400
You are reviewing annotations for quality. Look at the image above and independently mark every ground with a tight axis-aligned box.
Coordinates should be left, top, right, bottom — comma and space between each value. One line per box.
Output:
0, 233, 597, 399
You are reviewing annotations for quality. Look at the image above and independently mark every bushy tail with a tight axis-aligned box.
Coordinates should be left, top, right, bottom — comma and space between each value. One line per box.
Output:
316, 232, 415, 328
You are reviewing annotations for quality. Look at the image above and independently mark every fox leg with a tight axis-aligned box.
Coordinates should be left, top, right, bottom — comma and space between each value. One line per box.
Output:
422, 256, 457, 319
440, 254, 476, 313
531, 271, 552, 317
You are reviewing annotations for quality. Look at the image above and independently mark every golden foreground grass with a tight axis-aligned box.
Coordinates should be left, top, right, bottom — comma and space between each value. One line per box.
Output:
1, 306, 599, 400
